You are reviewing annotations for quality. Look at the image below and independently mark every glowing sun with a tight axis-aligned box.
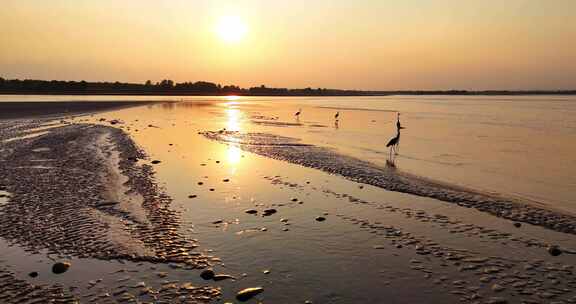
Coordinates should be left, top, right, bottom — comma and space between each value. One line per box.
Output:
215, 16, 248, 43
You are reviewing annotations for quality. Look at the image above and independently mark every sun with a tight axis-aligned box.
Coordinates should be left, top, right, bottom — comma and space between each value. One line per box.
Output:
215, 16, 248, 44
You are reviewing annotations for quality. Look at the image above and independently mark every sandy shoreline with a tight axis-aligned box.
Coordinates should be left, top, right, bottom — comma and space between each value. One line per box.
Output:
0, 117, 220, 303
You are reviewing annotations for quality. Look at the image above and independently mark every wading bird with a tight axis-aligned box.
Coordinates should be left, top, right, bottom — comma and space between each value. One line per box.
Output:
396, 112, 405, 130
334, 111, 340, 121
295, 108, 302, 120
386, 128, 400, 159
395, 112, 405, 153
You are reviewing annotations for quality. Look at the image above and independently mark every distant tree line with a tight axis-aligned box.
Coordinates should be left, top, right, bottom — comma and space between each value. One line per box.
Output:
0, 77, 574, 96
0, 77, 369, 96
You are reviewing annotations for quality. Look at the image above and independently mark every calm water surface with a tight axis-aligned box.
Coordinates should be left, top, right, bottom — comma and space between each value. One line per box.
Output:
3, 94, 573, 213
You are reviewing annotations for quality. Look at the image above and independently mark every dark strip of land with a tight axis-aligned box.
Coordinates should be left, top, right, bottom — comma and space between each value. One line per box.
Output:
0, 101, 158, 119
1, 77, 574, 96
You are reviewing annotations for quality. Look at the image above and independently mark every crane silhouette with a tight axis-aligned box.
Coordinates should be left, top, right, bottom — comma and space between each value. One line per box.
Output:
386, 128, 400, 159
295, 108, 302, 120
396, 112, 405, 130
395, 112, 405, 153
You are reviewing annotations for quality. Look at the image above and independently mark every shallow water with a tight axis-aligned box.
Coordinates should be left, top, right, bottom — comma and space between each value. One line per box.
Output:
2, 95, 576, 303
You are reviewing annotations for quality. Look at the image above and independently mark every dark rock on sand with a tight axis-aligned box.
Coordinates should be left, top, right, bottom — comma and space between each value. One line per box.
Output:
151, 160, 161, 164
200, 269, 215, 280
188, 195, 197, 198
513, 222, 522, 228
52, 262, 71, 274
263, 209, 277, 216
236, 287, 264, 302
245, 209, 258, 214
28, 271, 38, 278
548, 245, 563, 256
315, 216, 326, 222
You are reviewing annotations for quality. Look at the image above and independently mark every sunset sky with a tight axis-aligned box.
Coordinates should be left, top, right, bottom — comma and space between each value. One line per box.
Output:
1, 0, 575, 90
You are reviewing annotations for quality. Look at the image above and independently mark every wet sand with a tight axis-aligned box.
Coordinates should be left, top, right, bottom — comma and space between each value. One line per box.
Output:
201, 130, 576, 235
1, 97, 576, 303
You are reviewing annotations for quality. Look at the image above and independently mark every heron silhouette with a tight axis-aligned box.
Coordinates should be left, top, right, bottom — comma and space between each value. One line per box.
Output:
386, 128, 400, 159
295, 108, 302, 121
396, 113, 405, 130
395, 112, 405, 153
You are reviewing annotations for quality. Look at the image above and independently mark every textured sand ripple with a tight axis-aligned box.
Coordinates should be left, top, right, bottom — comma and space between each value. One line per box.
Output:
201, 130, 576, 235
0, 122, 212, 268
0, 267, 78, 304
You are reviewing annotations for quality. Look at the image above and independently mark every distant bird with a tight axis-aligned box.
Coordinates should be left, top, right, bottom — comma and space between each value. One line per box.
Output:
396, 112, 405, 130
386, 128, 400, 158
295, 108, 302, 119
334, 111, 340, 121
395, 112, 405, 153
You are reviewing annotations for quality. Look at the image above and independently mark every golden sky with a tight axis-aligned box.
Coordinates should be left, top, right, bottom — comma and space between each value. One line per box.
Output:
1, 0, 575, 90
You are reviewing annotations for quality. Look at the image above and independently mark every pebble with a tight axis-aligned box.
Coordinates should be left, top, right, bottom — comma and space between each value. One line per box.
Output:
151, 160, 161, 164
223, 179, 230, 182
548, 245, 563, 256
513, 222, 522, 228
245, 209, 258, 214
213, 274, 236, 281
486, 297, 508, 304
263, 209, 277, 216
200, 269, 215, 280
52, 262, 71, 274
315, 216, 326, 222
491, 284, 505, 292
188, 195, 197, 198
28, 271, 39, 278
236, 287, 264, 302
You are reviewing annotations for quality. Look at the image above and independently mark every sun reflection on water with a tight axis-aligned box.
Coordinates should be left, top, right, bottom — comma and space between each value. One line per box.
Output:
226, 145, 242, 165
225, 107, 242, 132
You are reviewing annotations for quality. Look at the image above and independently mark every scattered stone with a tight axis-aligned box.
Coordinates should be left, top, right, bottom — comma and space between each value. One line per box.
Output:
245, 209, 258, 214
209, 188, 215, 191
548, 245, 562, 256
151, 160, 161, 164
315, 216, 326, 222
198, 182, 204, 185
52, 262, 71, 274
212, 220, 223, 224
213, 274, 236, 281
188, 195, 197, 198
223, 179, 230, 182
236, 287, 264, 302
291, 198, 298, 202
263, 270, 270, 274
373, 245, 385, 249
513, 222, 522, 228
491, 284, 505, 292
28, 271, 39, 278
486, 297, 508, 304
263, 209, 277, 216
200, 269, 215, 280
